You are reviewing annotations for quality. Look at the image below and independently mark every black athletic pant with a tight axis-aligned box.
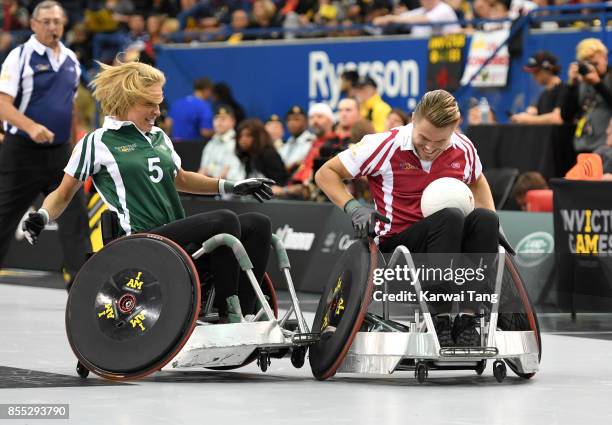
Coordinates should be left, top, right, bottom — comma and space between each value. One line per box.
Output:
149, 210, 272, 316
0, 134, 91, 275
379, 208, 499, 313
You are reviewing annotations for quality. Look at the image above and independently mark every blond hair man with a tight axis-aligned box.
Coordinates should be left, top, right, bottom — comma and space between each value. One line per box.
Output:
567, 38, 612, 152
315, 90, 497, 346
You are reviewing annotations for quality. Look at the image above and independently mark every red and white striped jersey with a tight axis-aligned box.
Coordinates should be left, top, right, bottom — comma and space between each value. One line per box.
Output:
338, 123, 482, 244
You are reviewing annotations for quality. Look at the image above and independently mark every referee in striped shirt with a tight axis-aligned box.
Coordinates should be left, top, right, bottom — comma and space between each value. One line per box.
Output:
0, 1, 90, 285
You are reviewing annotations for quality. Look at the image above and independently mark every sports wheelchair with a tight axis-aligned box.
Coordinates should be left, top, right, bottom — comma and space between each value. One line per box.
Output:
309, 225, 542, 384
68, 211, 317, 380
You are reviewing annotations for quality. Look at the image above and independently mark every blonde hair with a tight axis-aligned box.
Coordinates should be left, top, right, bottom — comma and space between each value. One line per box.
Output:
576, 38, 608, 61
412, 89, 460, 128
90, 61, 166, 118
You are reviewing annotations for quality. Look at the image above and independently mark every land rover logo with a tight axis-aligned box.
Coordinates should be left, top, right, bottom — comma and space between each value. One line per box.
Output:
515, 231, 554, 267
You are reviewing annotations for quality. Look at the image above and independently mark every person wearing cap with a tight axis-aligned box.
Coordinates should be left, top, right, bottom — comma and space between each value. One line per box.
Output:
272, 102, 336, 199
510, 51, 572, 125
265, 114, 285, 150
566, 38, 612, 152
354, 76, 392, 133
198, 105, 245, 181
279, 105, 315, 174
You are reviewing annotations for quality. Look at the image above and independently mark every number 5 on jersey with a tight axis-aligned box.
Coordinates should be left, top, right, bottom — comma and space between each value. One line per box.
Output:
148, 157, 163, 183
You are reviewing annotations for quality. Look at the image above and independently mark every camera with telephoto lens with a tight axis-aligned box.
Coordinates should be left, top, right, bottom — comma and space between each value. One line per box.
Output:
578, 61, 593, 76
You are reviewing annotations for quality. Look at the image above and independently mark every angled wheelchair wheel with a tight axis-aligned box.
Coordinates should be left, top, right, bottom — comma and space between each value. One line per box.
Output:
497, 254, 542, 379
309, 239, 382, 380
66, 234, 201, 381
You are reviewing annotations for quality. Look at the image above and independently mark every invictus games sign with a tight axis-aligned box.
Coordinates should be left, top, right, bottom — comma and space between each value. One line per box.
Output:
551, 179, 612, 311
559, 209, 612, 254
552, 179, 612, 255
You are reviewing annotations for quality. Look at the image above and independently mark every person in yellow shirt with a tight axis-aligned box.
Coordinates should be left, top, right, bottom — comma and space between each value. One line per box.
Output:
354, 76, 392, 133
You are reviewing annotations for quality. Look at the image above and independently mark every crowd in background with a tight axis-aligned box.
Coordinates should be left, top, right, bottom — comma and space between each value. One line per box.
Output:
2, 0, 610, 67
2, 0, 612, 209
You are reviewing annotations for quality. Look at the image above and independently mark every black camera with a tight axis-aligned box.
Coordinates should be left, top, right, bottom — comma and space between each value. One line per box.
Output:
578, 61, 592, 76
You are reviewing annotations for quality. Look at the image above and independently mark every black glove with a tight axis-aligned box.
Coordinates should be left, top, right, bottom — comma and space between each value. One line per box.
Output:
224, 178, 275, 203
22, 211, 47, 245
344, 199, 390, 239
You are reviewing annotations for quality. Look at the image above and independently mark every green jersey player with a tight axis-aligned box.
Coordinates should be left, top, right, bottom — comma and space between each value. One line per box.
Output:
22, 61, 274, 322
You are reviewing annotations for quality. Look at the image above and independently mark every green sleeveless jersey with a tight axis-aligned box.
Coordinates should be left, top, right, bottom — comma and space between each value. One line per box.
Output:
65, 117, 185, 235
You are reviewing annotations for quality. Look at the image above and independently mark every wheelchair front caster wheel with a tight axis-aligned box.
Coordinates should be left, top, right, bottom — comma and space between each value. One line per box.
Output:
415, 362, 428, 384
76, 361, 89, 378
258, 351, 271, 372
475, 360, 486, 376
493, 360, 506, 383
291, 346, 307, 369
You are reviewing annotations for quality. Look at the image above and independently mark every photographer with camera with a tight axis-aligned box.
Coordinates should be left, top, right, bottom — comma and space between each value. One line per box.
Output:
567, 38, 612, 152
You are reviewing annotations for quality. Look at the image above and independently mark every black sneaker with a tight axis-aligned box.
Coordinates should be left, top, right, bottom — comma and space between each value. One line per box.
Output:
433, 315, 454, 347
452, 314, 481, 347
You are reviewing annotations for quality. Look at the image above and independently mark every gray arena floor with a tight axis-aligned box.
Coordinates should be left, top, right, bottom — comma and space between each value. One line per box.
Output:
1, 279, 612, 425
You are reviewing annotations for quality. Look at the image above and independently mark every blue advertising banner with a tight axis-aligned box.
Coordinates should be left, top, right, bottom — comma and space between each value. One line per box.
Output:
157, 30, 611, 123
157, 36, 428, 120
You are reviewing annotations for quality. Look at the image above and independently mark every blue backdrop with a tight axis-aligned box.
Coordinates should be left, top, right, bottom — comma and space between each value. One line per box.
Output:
157, 30, 612, 123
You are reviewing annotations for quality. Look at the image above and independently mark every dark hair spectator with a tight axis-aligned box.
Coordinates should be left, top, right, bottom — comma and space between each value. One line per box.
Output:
212, 82, 246, 124
236, 119, 288, 185
511, 172, 549, 211
386, 108, 411, 130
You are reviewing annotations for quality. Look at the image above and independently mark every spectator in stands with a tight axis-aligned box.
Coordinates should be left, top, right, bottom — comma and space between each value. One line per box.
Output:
511, 51, 572, 125
226, 9, 254, 43
199, 105, 245, 181
340, 69, 359, 98
313, 0, 340, 27
511, 172, 549, 211
279, 105, 315, 174
386, 107, 411, 130
68, 23, 93, 70
566, 38, 612, 152
149, 0, 179, 17
122, 13, 154, 64
0, 0, 29, 59
272, 102, 335, 199
265, 114, 285, 150
349, 0, 394, 23
236, 118, 288, 185
353, 76, 391, 133
372, 0, 460, 37
467, 97, 497, 125
351, 119, 376, 144
335, 97, 361, 140
167, 77, 214, 141
1, 0, 29, 30
212, 82, 245, 124
251, 0, 280, 39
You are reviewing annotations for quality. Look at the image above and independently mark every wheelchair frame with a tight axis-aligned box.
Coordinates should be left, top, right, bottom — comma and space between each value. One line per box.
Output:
161, 233, 316, 372
74, 211, 317, 379
328, 244, 540, 383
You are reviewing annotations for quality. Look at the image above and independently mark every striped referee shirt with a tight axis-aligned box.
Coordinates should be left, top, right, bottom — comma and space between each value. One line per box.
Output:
0, 35, 80, 145
338, 123, 482, 245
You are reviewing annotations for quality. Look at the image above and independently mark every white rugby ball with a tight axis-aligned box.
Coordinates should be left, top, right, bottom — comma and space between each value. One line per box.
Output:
420, 177, 475, 217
